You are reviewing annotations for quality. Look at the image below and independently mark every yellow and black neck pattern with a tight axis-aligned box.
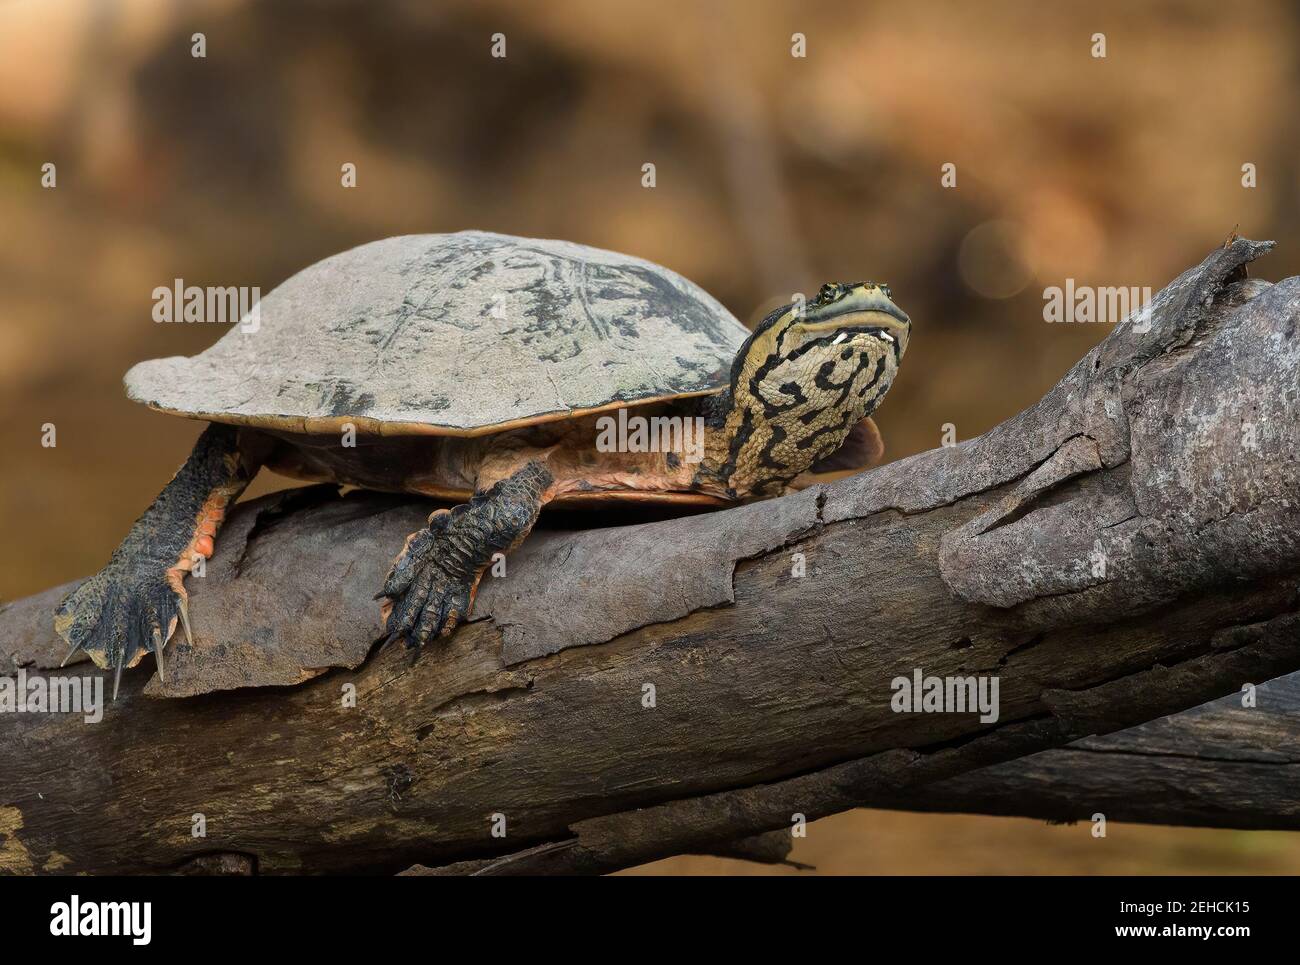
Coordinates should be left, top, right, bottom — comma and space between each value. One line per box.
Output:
698, 282, 910, 499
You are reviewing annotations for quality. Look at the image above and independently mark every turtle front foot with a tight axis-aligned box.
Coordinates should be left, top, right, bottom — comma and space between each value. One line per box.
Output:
377, 461, 552, 648
54, 563, 190, 699
378, 507, 482, 647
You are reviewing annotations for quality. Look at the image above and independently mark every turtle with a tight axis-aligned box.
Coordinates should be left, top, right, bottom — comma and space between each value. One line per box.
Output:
55, 231, 911, 696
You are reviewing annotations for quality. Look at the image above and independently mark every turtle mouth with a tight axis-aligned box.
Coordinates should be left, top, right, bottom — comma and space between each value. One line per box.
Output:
802, 306, 910, 346
828, 321, 907, 363
820, 308, 910, 331
807, 294, 910, 359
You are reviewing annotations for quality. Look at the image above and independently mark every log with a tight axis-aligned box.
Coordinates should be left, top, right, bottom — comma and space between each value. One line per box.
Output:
876, 668, 1300, 832
2, 239, 1299, 875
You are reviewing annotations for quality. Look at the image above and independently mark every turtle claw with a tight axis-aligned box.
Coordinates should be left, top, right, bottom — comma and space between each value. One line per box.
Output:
112, 650, 125, 702
59, 638, 83, 669
153, 627, 167, 683
177, 595, 194, 648
54, 564, 184, 699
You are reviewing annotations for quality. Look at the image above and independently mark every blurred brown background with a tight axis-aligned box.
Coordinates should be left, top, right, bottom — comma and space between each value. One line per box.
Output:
2, 0, 1298, 874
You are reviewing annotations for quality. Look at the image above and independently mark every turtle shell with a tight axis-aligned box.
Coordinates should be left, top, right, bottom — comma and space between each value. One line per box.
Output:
125, 232, 749, 436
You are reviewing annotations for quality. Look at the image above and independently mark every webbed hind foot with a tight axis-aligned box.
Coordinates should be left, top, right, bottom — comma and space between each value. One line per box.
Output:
54, 424, 260, 698
55, 565, 189, 698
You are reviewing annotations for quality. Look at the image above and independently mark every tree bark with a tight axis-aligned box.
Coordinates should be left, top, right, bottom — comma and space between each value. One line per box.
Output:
2, 239, 1298, 875
886, 669, 1300, 832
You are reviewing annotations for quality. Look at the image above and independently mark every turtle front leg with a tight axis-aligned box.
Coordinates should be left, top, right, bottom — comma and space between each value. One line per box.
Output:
378, 460, 553, 647
54, 424, 263, 698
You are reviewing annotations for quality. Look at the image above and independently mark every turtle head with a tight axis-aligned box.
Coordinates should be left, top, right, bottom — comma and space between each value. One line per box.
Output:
729, 280, 910, 398
704, 281, 911, 497
802, 281, 910, 358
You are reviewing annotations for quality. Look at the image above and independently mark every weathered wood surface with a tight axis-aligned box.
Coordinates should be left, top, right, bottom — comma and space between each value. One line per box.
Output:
2, 240, 1299, 875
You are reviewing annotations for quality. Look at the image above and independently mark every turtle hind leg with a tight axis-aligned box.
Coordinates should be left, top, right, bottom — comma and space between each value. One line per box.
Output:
378, 459, 553, 648
55, 424, 262, 698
